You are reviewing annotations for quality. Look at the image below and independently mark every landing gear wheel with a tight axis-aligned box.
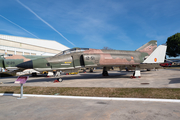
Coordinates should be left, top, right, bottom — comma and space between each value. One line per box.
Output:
83, 70, 86, 73
90, 68, 93, 73
102, 67, 109, 76
32, 72, 37, 77
57, 78, 63, 82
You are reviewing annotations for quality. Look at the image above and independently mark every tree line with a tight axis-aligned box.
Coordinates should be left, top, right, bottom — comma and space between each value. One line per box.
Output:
166, 33, 180, 57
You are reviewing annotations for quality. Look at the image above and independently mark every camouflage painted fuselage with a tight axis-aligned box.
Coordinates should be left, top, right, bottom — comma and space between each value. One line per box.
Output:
17, 40, 158, 72
31, 49, 142, 71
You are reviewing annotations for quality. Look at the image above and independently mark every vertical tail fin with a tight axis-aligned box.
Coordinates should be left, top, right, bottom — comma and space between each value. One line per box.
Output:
143, 45, 167, 63
136, 40, 157, 55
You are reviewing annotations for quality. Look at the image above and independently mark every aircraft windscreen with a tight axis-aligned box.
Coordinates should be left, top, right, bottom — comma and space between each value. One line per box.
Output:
55, 48, 89, 56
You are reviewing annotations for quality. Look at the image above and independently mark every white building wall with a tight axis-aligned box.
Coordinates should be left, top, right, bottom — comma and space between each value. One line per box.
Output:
0, 45, 56, 56
0, 34, 70, 56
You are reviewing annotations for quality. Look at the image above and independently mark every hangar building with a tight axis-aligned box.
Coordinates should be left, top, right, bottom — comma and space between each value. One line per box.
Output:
0, 34, 69, 56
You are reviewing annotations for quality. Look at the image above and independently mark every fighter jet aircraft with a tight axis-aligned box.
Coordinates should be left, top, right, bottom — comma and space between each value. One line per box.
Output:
16, 40, 167, 81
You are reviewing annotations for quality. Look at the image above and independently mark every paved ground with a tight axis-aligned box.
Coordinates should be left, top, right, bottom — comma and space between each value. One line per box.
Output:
1, 68, 180, 119
0, 68, 180, 88
0, 96, 180, 120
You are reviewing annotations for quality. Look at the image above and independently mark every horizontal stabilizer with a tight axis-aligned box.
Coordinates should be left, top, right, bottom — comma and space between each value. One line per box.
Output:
143, 45, 167, 63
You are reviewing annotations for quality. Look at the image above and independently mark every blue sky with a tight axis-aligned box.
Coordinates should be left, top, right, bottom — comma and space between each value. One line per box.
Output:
0, 0, 180, 51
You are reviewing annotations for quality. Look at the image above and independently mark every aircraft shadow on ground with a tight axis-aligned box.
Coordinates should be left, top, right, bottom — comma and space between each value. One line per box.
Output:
3, 72, 133, 84
1, 70, 155, 84
30, 73, 130, 82
0, 76, 18, 79
2, 77, 56, 84
169, 78, 180, 84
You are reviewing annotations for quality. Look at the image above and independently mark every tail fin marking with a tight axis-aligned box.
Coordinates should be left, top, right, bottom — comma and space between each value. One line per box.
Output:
143, 45, 167, 63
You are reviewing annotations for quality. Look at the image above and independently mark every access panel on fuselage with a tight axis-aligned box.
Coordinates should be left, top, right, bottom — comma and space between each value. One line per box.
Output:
71, 55, 82, 68
83, 54, 100, 67
50, 55, 74, 70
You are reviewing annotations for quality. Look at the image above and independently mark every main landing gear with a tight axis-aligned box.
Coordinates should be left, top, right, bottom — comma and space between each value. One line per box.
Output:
102, 67, 109, 76
57, 78, 63, 82
101, 66, 141, 78
54, 71, 63, 82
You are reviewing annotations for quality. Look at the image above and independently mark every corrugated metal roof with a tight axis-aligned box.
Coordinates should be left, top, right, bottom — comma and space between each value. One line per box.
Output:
0, 34, 69, 51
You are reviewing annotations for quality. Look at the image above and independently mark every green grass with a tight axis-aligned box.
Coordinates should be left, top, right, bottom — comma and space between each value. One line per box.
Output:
1, 86, 180, 99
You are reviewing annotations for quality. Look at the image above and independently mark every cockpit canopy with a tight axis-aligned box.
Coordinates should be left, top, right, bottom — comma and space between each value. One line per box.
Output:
56, 48, 89, 56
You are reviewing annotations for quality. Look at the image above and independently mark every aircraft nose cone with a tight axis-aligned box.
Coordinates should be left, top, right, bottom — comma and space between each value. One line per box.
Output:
16, 60, 33, 69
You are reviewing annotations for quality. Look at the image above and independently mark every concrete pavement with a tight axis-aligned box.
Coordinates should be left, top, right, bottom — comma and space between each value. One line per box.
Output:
1, 96, 180, 120
1, 68, 180, 119
0, 69, 180, 88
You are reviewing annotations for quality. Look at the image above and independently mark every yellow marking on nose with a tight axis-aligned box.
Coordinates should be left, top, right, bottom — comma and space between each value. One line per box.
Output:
65, 62, 71, 63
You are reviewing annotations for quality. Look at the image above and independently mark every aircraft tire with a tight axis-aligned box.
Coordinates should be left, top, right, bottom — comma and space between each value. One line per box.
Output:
58, 78, 63, 82
32, 72, 37, 76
